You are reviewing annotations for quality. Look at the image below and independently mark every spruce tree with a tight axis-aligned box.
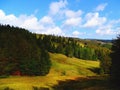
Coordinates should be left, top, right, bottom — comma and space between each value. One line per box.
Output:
110, 35, 120, 85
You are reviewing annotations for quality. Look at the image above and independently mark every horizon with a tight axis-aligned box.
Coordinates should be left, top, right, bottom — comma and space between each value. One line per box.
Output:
0, 0, 120, 39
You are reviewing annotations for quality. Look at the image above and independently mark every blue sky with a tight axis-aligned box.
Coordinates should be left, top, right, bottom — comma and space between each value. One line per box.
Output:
0, 0, 120, 39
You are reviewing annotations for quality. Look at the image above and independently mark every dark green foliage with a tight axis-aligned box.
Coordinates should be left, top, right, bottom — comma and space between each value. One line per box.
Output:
0, 24, 51, 76
36, 33, 112, 74
101, 43, 112, 49
37, 34, 111, 74
94, 47, 111, 74
100, 52, 111, 74
110, 35, 120, 85
38, 50, 51, 75
37, 35, 101, 60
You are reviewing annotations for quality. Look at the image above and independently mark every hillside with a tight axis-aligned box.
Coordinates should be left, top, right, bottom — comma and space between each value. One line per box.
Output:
49, 53, 100, 76
0, 53, 100, 90
0, 24, 113, 90
0, 24, 111, 76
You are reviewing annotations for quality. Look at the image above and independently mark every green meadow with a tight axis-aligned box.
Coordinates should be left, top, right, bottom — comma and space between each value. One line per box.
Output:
0, 53, 100, 90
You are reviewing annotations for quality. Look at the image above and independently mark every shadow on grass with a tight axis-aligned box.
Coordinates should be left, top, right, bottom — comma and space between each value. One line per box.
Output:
0, 75, 9, 79
52, 76, 113, 90
1, 87, 14, 90
33, 86, 49, 90
87, 67, 101, 74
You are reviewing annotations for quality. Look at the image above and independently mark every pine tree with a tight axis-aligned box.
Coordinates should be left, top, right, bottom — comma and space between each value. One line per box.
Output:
110, 35, 120, 85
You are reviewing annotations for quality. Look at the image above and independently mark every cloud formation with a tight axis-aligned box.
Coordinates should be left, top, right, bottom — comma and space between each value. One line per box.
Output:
96, 26, 114, 35
65, 10, 82, 18
96, 19, 120, 35
0, 0, 120, 39
49, 0, 67, 16
63, 10, 82, 27
83, 12, 107, 28
0, 9, 64, 35
95, 3, 108, 11
72, 30, 81, 37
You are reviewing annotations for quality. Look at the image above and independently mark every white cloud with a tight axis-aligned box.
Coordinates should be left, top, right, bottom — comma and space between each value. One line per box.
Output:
20, 16, 42, 31
45, 26, 63, 35
62, 10, 83, 27
64, 17, 82, 26
0, 9, 64, 35
95, 3, 107, 11
40, 16, 54, 25
0, 10, 18, 25
96, 19, 120, 35
65, 10, 82, 18
72, 30, 85, 37
84, 12, 107, 28
0, 10, 5, 17
96, 27, 114, 35
72, 30, 80, 37
109, 19, 120, 25
0, 0, 119, 39
49, 0, 67, 15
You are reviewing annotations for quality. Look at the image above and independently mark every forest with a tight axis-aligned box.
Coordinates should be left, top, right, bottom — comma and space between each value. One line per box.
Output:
0, 24, 120, 89
0, 24, 51, 76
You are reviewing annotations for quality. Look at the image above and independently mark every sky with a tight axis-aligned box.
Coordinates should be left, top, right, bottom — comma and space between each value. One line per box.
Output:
0, 0, 120, 39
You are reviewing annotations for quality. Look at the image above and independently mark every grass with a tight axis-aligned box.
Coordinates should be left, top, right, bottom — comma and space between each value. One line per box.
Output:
0, 53, 100, 90
49, 53, 100, 76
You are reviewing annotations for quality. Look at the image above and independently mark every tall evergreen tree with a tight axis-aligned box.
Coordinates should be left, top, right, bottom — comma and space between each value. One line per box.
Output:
110, 35, 120, 85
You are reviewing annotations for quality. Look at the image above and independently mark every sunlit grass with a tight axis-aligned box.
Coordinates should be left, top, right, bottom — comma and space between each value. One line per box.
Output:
50, 53, 100, 76
0, 53, 100, 90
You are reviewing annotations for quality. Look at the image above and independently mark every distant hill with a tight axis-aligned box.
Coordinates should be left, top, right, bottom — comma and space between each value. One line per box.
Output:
86, 39, 112, 43
97, 39, 112, 43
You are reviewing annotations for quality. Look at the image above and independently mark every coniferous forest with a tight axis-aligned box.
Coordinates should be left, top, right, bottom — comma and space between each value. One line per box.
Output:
0, 24, 120, 89
0, 24, 51, 76
0, 24, 112, 76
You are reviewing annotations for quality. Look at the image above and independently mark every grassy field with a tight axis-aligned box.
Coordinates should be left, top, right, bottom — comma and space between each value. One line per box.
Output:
49, 53, 100, 76
0, 53, 100, 90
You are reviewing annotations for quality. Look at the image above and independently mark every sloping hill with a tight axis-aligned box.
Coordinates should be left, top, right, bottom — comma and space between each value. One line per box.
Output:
0, 53, 100, 90
49, 53, 100, 76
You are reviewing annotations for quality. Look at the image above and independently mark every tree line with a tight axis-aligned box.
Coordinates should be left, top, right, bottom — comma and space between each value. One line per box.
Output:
0, 24, 112, 76
37, 34, 111, 74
